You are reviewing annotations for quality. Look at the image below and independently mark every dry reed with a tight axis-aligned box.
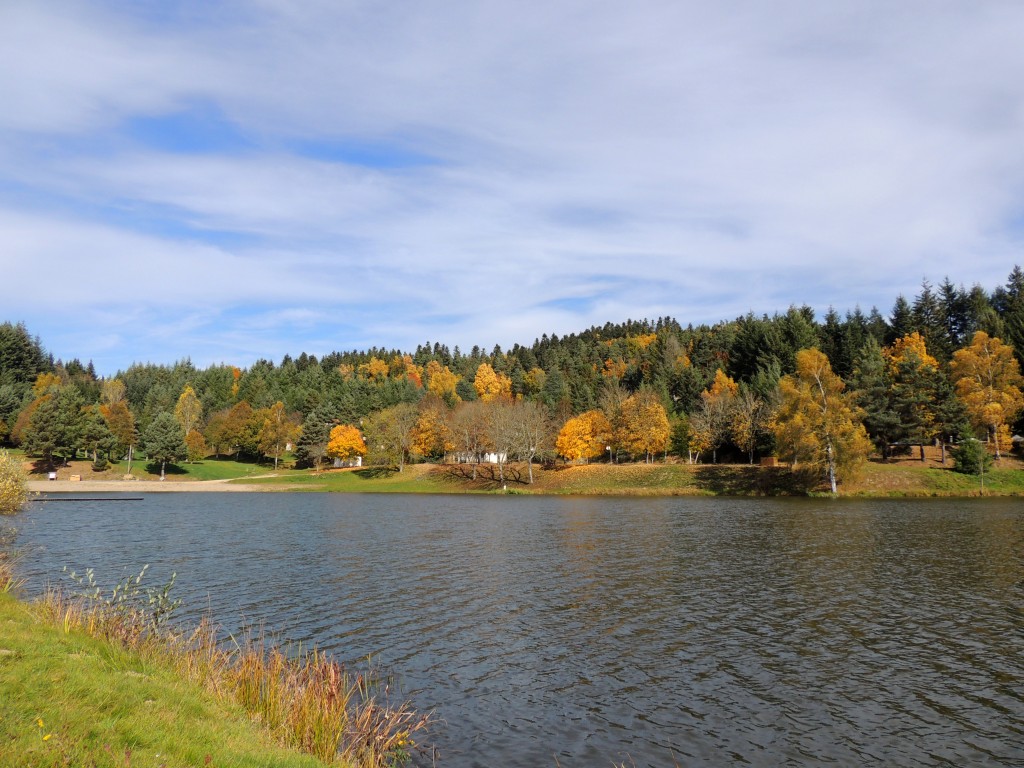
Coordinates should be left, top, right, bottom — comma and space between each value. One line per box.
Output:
35, 583, 433, 767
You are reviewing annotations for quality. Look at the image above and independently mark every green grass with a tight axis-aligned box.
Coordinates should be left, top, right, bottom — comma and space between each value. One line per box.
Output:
244, 465, 462, 493
162, 457, 270, 482
0, 593, 329, 768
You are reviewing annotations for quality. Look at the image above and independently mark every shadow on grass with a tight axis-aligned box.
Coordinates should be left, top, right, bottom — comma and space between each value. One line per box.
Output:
353, 467, 401, 480
440, 463, 526, 488
692, 465, 812, 496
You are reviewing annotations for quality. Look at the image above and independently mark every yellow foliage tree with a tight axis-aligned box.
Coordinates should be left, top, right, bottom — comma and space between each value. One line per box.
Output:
32, 372, 64, 397
257, 401, 300, 470
473, 363, 512, 402
774, 349, 872, 493
614, 391, 670, 463
883, 331, 939, 373
326, 424, 367, 464
425, 361, 462, 405
692, 369, 738, 463
100, 378, 127, 405
390, 354, 424, 388
174, 385, 203, 436
730, 388, 776, 464
555, 410, 612, 463
949, 331, 1024, 458
522, 367, 547, 396
358, 357, 389, 382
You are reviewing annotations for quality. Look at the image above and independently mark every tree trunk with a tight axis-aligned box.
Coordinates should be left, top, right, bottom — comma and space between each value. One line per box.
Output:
826, 442, 837, 494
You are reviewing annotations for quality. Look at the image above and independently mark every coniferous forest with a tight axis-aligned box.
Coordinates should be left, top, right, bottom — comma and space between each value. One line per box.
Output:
2, 268, 1023, 490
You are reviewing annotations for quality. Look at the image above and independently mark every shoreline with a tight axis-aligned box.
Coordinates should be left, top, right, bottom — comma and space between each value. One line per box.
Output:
27, 479, 291, 493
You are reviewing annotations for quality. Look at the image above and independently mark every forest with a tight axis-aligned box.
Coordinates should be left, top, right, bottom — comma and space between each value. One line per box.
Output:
2, 268, 1023, 490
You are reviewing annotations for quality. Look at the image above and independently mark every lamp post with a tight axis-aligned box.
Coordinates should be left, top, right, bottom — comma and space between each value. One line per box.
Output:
606, 445, 612, 464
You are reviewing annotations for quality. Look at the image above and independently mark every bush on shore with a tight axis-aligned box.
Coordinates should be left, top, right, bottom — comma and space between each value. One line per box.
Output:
0, 450, 28, 514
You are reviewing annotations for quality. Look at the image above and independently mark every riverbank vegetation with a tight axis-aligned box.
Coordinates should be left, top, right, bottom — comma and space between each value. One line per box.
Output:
0, 553, 431, 767
3, 268, 1024, 494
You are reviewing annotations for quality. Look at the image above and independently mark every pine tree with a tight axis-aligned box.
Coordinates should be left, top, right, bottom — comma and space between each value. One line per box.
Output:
141, 412, 187, 479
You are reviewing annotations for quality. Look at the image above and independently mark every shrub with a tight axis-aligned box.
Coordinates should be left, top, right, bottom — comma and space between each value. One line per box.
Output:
951, 439, 993, 475
91, 457, 109, 472
0, 450, 28, 514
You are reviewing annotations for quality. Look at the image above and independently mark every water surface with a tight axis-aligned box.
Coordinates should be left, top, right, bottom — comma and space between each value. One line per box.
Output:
11, 493, 1024, 766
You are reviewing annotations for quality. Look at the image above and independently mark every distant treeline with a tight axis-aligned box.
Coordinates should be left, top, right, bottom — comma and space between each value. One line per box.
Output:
1, 268, 1023, 477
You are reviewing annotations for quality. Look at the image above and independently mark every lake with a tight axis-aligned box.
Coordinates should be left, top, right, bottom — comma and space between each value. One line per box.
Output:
9, 493, 1024, 767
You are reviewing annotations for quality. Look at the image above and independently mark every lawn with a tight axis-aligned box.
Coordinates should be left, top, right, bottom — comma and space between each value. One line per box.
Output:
0, 593, 329, 768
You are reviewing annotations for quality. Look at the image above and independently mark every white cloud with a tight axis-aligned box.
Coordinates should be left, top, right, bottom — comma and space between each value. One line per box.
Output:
2, 0, 1024, 373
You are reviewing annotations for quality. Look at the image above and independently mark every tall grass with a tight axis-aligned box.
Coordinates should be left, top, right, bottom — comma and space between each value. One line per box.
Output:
0, 527, 23, 594
34, 575, 432, 767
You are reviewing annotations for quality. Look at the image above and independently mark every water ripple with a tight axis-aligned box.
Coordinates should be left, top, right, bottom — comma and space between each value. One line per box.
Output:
9, 493, 1024, 767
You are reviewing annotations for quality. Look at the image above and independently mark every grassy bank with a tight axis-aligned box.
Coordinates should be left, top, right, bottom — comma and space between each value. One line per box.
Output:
0, 551, 430, 768
20, 449, 1024, 497
0, 590, 331, 768
238, 456, 1024, 497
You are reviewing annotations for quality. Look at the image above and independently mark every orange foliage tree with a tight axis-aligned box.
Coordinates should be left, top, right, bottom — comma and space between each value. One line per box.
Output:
326, 424, 367, 464
556, 410, 612, 463
412, 396, 455, 459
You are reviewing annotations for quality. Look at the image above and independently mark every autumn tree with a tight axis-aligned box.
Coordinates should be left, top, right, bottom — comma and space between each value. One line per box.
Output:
512, 399, 552, 483
598, 382, 630, 461
614, 390, 670, 463
100, 400, 137, 473
774, 348, 872, 493
451, 400, 489, 479
363, 403, 419, 471
690, 369, 738, 463
182, 429, 207, 463
257, 401, 300, 469
555, 410, 612, 463
411, 395, 455, 460
425, 361, 462, 406
174, 384, 203, 436
949, 331, 1024, 458
882, 332, 945, 460
473, 363, 512, 402
483, 397, 518, 483
100, 378, 127, 406
730, 386, 776, 464
326, 424, 367, 464
205, 401, 258, 458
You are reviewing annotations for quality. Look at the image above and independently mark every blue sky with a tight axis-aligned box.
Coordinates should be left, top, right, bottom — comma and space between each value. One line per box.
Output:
2, 1, 1023, 376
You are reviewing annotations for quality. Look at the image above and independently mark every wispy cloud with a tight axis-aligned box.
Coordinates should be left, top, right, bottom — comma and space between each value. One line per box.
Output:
2, 0, 1023, 374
